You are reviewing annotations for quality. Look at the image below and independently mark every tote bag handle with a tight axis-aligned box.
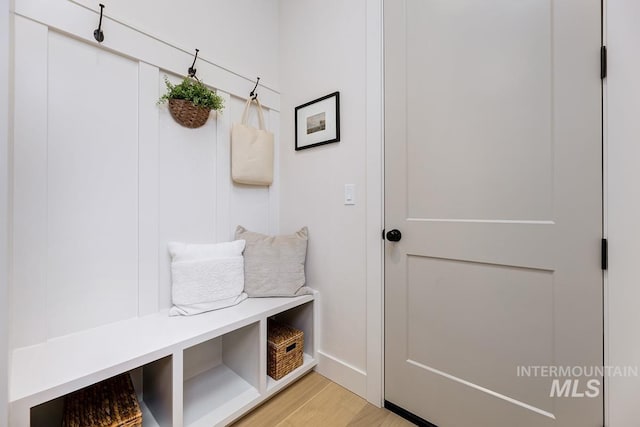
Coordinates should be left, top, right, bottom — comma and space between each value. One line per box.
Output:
240, 97, 266, 130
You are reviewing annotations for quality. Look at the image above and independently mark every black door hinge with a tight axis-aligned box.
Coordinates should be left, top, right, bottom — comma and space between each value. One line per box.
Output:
601, 46, 607, 79
382, 229, 385, 240
602, 238, 608, 270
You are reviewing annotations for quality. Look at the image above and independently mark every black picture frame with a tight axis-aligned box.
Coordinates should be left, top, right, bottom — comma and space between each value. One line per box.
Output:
295, 91, 340, 150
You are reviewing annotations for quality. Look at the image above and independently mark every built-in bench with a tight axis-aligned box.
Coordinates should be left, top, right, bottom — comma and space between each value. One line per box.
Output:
10, 294, 317, 427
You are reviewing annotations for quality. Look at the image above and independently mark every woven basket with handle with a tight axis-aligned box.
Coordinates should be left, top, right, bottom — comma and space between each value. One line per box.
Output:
267, 319, 304, 381
168, 98, 211, 128
62, 373, 142, 427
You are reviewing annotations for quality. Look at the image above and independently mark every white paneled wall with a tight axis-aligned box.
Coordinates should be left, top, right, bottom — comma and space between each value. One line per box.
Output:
138, 62, 161, 317
157, 73, 219, 311
228, 95, 276, 235
47, 31, 140, 339
11, 6, 280, 349
13, 18, 49, 348
69, 0, 280, 90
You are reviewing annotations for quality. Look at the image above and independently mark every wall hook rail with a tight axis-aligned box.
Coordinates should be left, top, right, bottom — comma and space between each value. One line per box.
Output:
250, 77, 260, 100
188, 49, 200, 77
93, 3, 105, 43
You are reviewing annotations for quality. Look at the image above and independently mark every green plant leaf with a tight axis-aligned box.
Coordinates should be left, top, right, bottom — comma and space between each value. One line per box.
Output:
157, 75, 225, 112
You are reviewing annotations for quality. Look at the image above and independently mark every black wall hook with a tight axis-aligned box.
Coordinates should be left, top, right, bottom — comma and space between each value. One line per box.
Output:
249, 77, 260, 99
94, 3, 105, 43
188, 49, 199, 77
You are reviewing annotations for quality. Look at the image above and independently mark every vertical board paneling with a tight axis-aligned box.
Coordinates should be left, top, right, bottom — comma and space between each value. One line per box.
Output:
46, 31, 139, 337
12, 17, 49, 348
229, 96, 271, 234
215, 92, 232, 242
268, 110, 280, 235
69, 0, 280, 91
11, 14, 280, 348
138, 62, 160, 316
13, 0, 281, 110
157, 73, 217, 310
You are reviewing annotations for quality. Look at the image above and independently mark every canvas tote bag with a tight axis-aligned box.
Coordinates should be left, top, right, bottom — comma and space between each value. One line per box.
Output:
231, 97, 274, 185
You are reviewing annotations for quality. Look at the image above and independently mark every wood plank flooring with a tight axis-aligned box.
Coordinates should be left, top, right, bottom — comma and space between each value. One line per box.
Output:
231, 372, 415, 427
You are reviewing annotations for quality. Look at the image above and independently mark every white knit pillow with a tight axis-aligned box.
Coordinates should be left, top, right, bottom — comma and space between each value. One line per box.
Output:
168, 240, 247, 316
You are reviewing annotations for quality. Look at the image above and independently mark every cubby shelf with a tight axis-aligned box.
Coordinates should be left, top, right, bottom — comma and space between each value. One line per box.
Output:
183, 364, 260, 427
10, 293, 317, 427
266, 353, 316, 394
140, 402, 161, 427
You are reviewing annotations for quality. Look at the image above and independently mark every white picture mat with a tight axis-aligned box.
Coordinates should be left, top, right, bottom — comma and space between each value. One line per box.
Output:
296, 96, 338, 148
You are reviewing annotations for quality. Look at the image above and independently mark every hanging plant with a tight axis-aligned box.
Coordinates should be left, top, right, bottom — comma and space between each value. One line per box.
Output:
158, 76, 224, 128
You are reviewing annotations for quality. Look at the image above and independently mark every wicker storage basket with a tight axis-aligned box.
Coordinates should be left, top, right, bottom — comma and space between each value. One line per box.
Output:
168, 98, 211, 128
267, 319, 304, 381
62, 373, 142, 427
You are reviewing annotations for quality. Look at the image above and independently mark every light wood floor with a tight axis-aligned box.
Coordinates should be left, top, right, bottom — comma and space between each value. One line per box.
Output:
231, 372, 415, 427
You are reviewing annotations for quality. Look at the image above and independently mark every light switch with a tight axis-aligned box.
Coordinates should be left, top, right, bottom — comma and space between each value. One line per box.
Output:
344, 184, 356, 205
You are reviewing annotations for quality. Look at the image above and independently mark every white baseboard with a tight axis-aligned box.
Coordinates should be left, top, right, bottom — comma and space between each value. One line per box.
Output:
316, 350, 367, 399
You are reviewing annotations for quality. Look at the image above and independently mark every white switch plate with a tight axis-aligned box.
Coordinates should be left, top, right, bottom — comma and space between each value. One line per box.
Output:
344, 184, 356, 205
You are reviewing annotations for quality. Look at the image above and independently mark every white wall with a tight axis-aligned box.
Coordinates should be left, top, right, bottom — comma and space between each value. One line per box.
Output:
279, 0, 376, 399
10, 0, 280, 349
277, 0, 640, 418
0, 0, 9, 423
606, 1, 640, 425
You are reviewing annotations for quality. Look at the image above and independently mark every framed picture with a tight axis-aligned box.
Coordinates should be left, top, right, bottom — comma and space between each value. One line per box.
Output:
295, 92, 340, 150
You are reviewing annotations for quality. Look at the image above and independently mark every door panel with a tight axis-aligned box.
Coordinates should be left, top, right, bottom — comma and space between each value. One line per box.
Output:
405, 0, 553, 221
384, 0, 603, 426
406, 257, 554, 412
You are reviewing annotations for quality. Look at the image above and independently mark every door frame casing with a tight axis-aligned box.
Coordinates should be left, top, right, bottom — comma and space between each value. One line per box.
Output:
601, 2, 609, 427
365, 0, 385, 407
0, 0, 9, 424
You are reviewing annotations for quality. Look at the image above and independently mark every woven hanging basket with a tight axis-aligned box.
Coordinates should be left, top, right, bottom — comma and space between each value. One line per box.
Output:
168, 98, 211, 128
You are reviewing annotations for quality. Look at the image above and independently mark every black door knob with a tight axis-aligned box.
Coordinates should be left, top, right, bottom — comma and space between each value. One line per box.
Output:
386, 229, 402, 242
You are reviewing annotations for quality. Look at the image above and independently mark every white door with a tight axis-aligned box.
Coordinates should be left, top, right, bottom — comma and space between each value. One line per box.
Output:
384, 1, 603, 426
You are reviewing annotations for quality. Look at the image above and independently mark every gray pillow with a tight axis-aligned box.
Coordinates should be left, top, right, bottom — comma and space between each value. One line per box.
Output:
235, 225, 312, 297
